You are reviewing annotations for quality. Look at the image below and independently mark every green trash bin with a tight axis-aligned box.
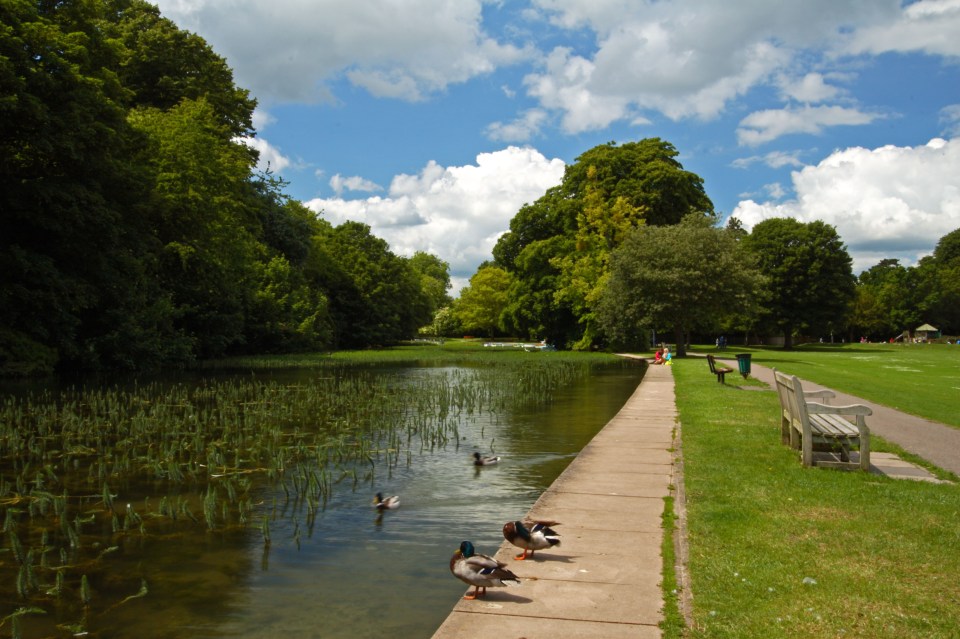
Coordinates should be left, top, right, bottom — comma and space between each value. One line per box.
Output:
735, 353, 752, 378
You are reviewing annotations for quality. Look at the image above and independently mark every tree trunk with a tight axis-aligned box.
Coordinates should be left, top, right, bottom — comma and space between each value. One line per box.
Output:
674, 324, 686, 356
783, 325, 794, 350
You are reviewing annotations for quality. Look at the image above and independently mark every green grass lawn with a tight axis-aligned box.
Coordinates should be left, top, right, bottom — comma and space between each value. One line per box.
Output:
686, 343, 960, 429
671, 358, 960, 638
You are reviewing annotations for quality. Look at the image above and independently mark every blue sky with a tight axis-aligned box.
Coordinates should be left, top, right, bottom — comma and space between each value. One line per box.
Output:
155, 0, 960, 293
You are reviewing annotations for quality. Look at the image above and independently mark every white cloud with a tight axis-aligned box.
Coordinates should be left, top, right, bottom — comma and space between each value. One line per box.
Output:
519, 1, 909, 132
941, 104, 960, 136
777, 72, 843, 103
732, 150, 806, 169
844, 0, 960, 57
154, 0, 529, 103
733, 138, 960, 272
485, 109, 549, 142
155, 0, 958, 144
329, 174, 383, 196
304, 147, 566, 293
239, 136, 292, 173
737, 105, 881, 146
765, 183, 787, 200
523, 47, 630, 133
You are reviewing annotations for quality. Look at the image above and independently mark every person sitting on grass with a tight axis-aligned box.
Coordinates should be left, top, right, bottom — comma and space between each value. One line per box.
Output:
664, 347, 673, 366
654, 348, 664, 365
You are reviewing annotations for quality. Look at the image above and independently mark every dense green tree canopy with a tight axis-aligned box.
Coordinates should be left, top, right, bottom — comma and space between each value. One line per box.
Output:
597, 215, 764, 354
559, 138, 714, 226
492, 138, 714, 349
314, 222, 432, 348
744, 218, 856, 348
850, 259, 921, 340
455, 266, 512, 337
409, 251, 453, 316
0, 0, 449, 375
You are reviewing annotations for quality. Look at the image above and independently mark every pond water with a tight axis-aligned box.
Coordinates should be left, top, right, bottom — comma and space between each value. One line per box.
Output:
3, 359, 644, 638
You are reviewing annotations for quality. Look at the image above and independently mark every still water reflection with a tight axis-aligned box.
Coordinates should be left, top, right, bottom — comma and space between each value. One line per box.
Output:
9, 360, 644, 638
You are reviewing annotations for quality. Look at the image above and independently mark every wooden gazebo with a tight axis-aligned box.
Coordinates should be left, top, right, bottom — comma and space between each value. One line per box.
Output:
915, 324, 940, 341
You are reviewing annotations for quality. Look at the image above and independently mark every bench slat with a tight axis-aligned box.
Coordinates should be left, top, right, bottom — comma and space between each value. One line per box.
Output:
809, 414, 859, 438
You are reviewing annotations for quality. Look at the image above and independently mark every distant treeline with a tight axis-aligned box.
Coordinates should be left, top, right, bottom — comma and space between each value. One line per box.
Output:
1, 0, 451, 376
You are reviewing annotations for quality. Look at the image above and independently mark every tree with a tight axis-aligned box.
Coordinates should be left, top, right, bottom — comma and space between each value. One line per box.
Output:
130, 98, 260, 358
914, 227, 960, 334
596, 215, 765, 355
850, 259, 920, 340
743, 218, 856, 348
551, 167, 645, 349
409, 251, 453, 317
314, 222, 431, 347
419, 306, 462, 339
0, 0, 171, 372
559, 138, 713, 226
933, 227, 960, 264
492, 138, 714, 349
455, 266, 512, 337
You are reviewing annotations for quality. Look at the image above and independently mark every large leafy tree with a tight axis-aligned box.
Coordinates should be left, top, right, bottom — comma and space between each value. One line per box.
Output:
493, 138, 713, 348
455, 266, 512, 337
914, 228, 960, 334
0, 0, 456, 374
596, 215, 764, 354
551, 167, 645, 348
559, 138, 713, 226
0, 0, 167, 372
850, 259, 921, 340
314, 222, 431, 348
130, 98, 259, 358
409, 251, 453, 318
111, 0, 255, 137
744, 218, 856, 348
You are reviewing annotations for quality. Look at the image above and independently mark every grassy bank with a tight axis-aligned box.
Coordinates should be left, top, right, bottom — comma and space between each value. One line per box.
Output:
688, 343, 960, 428
202, 339, 625, 369
671, 358, 960, 638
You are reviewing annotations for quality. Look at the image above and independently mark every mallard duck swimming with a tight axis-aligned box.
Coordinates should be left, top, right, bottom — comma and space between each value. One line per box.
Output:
472, 452, 501, 466
373, 492, 400, 510
449, 541, 520, 599
502, 520, 561, 560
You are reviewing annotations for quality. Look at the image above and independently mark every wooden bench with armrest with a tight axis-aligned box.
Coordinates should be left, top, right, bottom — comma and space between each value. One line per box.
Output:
773, 368, 871, 471
706, 354, 734, 383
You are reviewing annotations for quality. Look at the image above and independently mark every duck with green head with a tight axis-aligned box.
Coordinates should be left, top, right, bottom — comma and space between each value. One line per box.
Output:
502, 520, 561, 560
373, 492, 400, 510
472, 452, 501, 466
449, 541, 520, 599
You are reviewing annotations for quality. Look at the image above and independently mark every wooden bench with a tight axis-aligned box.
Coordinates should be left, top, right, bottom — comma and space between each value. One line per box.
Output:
773, 369, 871, 471
706, 354, 734, 383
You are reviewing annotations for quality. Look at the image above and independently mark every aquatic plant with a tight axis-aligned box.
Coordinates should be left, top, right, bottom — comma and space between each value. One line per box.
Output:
0, 350, 639, 631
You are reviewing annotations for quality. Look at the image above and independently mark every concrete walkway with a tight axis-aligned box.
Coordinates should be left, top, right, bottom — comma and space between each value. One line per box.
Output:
430, 355, 959, 638
430, 363, 676, 639
729, 359, 960, 478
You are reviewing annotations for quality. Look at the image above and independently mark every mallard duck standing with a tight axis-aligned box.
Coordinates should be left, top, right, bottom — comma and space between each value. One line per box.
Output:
449, 541, 520, 599
373, 492, 400, 510
472, 452, 501, 466
502, 520, 561, 560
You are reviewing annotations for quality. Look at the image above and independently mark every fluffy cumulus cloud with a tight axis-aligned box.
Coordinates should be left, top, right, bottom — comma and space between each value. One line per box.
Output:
329, 174, 382, 196
520, 0, 909, 133
155, 0, 960, 146
154, 0, 528, 103
733, 138, 960, 272
304, 147, 566, 293
844, 0, 960, 57
485, 109, 550, 142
